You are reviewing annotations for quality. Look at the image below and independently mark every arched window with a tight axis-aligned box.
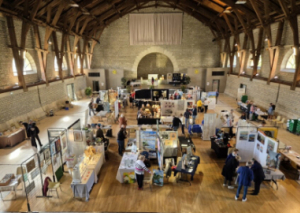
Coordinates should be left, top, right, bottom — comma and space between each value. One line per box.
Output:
227, 54, 237, 68
286, 54, 296, 69
12, 52, 37, 76
77, 56, 81, 69
248, 54, 262, 69
54, 56, 67, 71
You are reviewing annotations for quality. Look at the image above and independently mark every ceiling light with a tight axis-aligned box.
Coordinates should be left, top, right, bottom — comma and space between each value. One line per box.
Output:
255, 73, 259, 76
242, 71, 245, 74
48, 41, 52, 45
235, 43, 237, 46
82, 11, 90, 15
224, 7, 232, 13
265, 37, 268, 41
236, 0, 247, 4
274, 76, 278, 79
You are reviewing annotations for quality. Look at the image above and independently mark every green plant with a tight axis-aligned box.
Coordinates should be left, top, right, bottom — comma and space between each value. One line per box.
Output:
149, 85, 154, 89
185, 76, 191, 85
85, 87, 92, 97
181, 85, 186, 93
121, 77, 127, 88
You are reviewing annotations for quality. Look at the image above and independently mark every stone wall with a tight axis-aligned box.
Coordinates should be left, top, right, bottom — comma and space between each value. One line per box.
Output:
91, 7, 220, 79
0, 76, 86, 129
224, 75, 300, 119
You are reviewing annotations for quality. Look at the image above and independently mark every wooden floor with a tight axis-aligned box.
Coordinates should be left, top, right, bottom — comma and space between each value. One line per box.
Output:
1, 94, 300, 213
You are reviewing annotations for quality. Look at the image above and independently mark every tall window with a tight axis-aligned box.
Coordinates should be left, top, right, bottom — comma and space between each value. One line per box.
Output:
248, 55, 262, 69
286, 54, 296, 69
12, 52, 37, 76
77, 56, 81, 69
227, 54, 237, 68
54, 56, 67, 71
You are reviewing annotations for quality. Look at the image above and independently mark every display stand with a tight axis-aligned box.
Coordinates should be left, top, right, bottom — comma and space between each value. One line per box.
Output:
159, 131, 178, 164
202, 113, 217, 141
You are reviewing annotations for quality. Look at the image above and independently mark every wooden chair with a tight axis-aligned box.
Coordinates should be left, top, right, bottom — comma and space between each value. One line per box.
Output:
275, 118, 286, 128
143, 173, 153, 191
271, 116, 281, 124
47, 180, 61, 198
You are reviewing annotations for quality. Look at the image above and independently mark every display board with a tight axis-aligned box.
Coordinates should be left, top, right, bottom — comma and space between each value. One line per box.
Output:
160, 100, 195, 116
157, 137, 164, 170
159, 131, 178, 158
114, 100, 119, 119
207, 97, 216, 110
253, 131, 278, 167
235, 125, 257, 162
202, 113, 216, 140
99, 90, 109, 102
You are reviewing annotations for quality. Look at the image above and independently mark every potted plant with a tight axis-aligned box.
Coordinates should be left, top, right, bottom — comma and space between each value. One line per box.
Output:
121, 77, 127, 88
184, 76, 191, 85
181, 85, 186, 93
85, 87, 92, 97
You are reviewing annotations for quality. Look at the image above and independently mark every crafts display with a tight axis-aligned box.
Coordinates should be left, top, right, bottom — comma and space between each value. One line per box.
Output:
153, 169, 164, 186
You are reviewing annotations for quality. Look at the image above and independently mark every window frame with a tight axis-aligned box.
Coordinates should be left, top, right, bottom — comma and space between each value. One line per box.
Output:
12, 52, 37, 76
54, 56, 68, 72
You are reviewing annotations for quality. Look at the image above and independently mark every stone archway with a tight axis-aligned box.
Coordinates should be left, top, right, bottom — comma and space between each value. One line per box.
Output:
132, 46, 179, 73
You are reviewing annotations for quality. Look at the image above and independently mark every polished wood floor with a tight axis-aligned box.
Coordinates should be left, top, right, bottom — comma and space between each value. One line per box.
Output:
1, 94, 300, 213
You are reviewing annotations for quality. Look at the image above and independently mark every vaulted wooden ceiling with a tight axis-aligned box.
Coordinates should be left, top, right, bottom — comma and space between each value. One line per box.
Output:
0, 0, 298, 40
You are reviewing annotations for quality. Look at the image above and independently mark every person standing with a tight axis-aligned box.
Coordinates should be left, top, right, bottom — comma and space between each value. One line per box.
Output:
135, 155, 151, 190
226, 149, 239, 164
268, 103, 274, 119
117, 125, 127, 156
215, 90, 219, 104
88, 99, 95, 116
192, 105, 197, 125
222, 156, 241, 189
29, 123, 43, 149
251, 159, 265, 195
246, 101, 252, 120
184, 109, 191, 129
225, 114, 233, 137
171, 115, 182, 131
96, 95, 101, 104
197, 99, 203, 113
179, 114, 185, 135
96, 124, 104, 140
203, 98, 210, 113
20, 121, 31, 140
151, 77, 154, 86
235, 161, 254, 202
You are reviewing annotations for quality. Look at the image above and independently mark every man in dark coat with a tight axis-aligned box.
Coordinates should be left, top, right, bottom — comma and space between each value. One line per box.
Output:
20, 121, 31, 139
251, 159, 265, 195
222, 155, 240, 189
96, 124, 104, 140
29, 123, 43, 149
171, 115, 182, 131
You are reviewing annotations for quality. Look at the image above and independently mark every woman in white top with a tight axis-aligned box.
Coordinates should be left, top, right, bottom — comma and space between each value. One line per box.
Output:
135, 155, 151, 190
204, 98, 210, 113
180, 114, 185, 135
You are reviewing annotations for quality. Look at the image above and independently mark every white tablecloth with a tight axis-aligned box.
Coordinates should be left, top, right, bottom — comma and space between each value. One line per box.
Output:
116, 153, 138, 183
131, 82, 141, 86
71, 170, 95, 201
86, 153, 104, 183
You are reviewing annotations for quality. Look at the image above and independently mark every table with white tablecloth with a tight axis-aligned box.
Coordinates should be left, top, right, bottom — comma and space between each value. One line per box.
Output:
71, 170, 95, 201
263, 168, 285, 190
116, 152, 138, 183
86, 153, 104, 183
0, 129, 25, 148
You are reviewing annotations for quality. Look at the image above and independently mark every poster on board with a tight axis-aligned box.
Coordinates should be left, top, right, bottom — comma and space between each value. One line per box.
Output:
141, 131, 157, 150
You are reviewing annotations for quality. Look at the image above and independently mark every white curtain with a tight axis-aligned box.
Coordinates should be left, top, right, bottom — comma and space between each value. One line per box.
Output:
129, 13, 182, 45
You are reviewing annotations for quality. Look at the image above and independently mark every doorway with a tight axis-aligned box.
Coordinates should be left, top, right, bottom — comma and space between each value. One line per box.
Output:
66, 84, 75, 101
92, 81, 100, 92
240, 83, 247, 93
212, 80, 220, 92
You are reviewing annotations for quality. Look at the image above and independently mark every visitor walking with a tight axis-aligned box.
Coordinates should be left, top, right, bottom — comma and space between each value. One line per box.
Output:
251, 159, 265, 195
192, 105, 197, 125
88, 99, 95, 116
117, 125, 127, 156
29, 123, 43, 149
135, 155, 151, 190
179, 114, 185, 135
184, 109, 191, 129
235, 161, 254, 202
171, 115, 182, 131
222, 156, 241, 189
197, 99, 202, 112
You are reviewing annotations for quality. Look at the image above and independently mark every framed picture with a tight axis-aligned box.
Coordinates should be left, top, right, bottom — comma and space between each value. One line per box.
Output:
73, 130, 83, 142
44, 148, 51, 162
26, 159, 36, 173
50, 143, 56, 156
248, 134, 256, 142
187, 101, 193, 109
257, 132, 265, 145
239, 131, 248, 141
55, 138, 61, 153
61, 133, 67, 151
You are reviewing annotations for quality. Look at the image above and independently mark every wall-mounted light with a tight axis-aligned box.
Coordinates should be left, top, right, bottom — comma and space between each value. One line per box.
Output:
255, 73, 259, 76
15, 82, 18, 85
235, 43, 237, 46
242, 71, 245, 75
265, 37, 268, 41
48, 40, 52, 45
274, 76, 278, 79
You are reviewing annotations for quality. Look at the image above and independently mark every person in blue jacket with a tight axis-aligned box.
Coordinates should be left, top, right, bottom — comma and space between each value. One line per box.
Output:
235, 161, 254, 202
225, 149, 239, 164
